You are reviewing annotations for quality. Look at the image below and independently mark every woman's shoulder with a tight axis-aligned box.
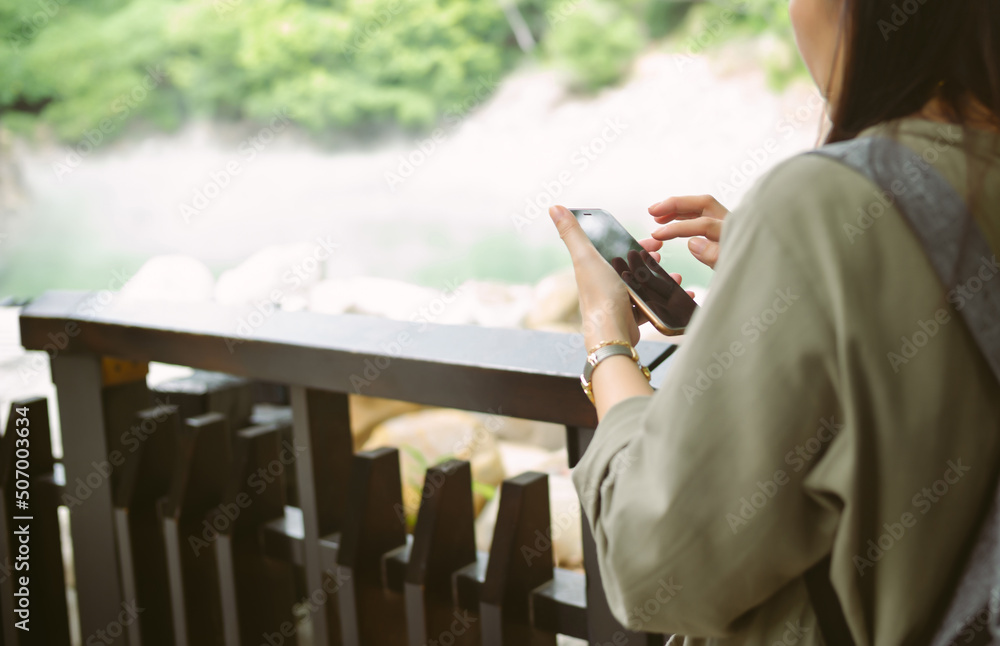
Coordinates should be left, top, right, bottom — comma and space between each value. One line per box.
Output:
730, 149, 884, 247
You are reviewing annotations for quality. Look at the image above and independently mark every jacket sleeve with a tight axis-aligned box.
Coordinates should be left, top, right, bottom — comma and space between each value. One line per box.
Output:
572, 163, 846, 637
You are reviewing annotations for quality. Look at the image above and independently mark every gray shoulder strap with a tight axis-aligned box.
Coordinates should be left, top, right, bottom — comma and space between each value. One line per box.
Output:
809, 136, 1000, 645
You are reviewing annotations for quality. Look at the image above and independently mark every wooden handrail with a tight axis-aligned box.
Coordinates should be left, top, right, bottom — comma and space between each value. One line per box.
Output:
19, 290, 677, 428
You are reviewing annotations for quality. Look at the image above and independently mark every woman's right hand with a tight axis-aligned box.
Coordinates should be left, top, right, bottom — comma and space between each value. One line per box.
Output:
638, 195, 729, 270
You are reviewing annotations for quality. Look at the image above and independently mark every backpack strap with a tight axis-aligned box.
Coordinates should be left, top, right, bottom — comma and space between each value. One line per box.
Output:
803, 135, 1000, 645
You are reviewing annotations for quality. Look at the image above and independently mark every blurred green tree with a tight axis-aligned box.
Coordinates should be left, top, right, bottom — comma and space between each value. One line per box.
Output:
0, 0, 799, 142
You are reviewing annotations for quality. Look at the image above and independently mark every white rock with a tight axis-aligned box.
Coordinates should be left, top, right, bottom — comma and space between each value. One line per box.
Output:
214, 243, 321, 307
309, 276, 475, 324
119, 255, 214, 303
478, 414, 566, 451
526, 269, 580, 329
451, 280, 535, 329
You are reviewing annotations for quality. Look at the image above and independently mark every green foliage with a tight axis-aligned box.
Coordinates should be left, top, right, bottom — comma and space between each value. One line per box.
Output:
542, 0, 645, 91
0, 0, 803, 141
675, 0, 807, 89
0, 0, 535, 140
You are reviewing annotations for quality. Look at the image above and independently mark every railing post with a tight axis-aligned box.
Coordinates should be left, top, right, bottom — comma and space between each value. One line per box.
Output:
566, 426, 664, 646
290, 387, 354, 645
49, 353, 126, 643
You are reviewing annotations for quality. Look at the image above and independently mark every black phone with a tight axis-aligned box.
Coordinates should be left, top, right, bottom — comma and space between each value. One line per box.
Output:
570, 208, 697, 335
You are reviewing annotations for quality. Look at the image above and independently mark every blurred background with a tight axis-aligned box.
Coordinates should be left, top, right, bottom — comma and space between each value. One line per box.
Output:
0, 1, 829, 641
0, 0, 823, 302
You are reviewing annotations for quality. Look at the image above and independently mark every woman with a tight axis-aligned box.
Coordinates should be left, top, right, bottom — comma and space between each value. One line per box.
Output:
549, 0, 1000, 643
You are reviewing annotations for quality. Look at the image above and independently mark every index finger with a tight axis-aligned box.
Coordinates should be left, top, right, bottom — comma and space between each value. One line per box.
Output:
648, 195, 726, 223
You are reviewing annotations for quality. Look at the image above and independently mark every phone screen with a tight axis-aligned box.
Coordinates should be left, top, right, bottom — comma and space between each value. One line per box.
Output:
571, 208, 697, 333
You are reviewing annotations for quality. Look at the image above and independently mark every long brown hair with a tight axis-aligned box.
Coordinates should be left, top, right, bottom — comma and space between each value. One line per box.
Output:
827, 0, 1000, 144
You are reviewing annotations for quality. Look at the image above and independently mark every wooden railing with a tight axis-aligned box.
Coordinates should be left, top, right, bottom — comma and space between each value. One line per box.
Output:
8, 289, 679, 646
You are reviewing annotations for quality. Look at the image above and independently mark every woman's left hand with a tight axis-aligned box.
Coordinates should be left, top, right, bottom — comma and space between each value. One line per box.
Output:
549, 205, 641, 349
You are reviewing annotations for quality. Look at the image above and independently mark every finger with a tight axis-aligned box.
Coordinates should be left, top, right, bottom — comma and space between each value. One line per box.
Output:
648, 195, 727, 222
638, 237, 663, 252
687, 290, 696, 299
549, 205, 599, 265
637, 250, 684, 302
638, 239, 663, 263
651, 216, 723, 242
689, 237, 719, 269
669, 273, 682, 285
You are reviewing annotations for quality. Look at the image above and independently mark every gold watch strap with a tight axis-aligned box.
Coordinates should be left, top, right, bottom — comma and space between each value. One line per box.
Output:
580, 340, 651, 404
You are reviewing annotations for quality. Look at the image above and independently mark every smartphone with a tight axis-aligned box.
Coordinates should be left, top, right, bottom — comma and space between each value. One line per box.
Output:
570, 208, 697, 335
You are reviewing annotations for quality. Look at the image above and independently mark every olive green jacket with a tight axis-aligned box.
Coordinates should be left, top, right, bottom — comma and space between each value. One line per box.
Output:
573, 119, 1000, 645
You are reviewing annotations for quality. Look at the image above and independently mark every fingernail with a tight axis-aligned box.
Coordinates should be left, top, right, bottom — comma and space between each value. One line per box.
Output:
689, 238, 707, 254
548, 205, 566, 222
648, 201, 661, 211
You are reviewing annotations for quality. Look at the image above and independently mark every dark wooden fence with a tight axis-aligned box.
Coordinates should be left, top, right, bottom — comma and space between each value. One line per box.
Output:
8, 289, 679, 646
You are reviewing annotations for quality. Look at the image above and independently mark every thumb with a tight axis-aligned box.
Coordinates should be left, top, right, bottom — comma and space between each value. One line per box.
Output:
549, 205, 594, 263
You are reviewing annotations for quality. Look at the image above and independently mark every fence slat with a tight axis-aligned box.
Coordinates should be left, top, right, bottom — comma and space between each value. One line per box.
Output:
290, 387, 353, 646
0, 397, 70, 645
480, 472, 556, 646
161, 412, 231, 646
214, 423, 298, 646
401, 459, 478, 646
337, 447, 407, 646
114, 403, 181, 646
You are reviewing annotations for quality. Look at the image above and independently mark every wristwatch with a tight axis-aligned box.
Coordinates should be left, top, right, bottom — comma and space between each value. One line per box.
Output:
580, 340, 651, 404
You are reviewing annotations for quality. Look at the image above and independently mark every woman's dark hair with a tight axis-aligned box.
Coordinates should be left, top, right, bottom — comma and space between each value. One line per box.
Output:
828, 0, 1000, 143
